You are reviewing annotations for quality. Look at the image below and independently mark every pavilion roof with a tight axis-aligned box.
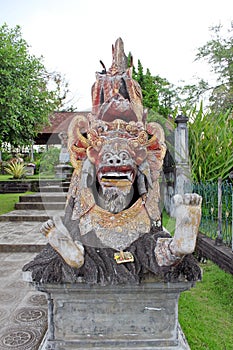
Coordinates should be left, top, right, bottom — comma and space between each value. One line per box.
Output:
42, 111, 90, 134
34, 111, 90, 144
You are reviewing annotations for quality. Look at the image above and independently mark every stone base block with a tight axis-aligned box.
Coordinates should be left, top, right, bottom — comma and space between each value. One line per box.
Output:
54, 164, 72, 179
36, 281, 192, 350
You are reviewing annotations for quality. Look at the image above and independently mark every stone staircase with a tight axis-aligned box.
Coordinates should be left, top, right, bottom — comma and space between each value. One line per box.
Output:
15, 193, 67, 211
0, 180, 71, 252
0, 181, 69, 222
39, 181, 70, 193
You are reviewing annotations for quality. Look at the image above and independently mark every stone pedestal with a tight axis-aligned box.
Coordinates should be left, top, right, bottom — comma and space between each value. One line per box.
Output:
25, 165, 35, 176
37, 281, 192, 350
54, 164, 72, 180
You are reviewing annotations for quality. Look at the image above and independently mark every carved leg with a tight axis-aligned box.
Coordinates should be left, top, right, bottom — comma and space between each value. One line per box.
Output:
40, 215, 84, 268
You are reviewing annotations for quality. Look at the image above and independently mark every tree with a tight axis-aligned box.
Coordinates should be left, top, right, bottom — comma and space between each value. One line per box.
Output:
195, 22, 233, 112
128, 39, 233, 183
132, 59, 176, 117
0, 24, 66, 148
175, 79, 210, 112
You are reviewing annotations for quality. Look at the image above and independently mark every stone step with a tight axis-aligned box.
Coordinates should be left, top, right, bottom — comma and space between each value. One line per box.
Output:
0, 187, 29, 194
62, 181, 71, 187
0, 210, 64, 222
0, 243, 45, 253
39, 185, 69, 192
0, 221, 47, 253
15, 202, 66, 210
19, 193, 67, 203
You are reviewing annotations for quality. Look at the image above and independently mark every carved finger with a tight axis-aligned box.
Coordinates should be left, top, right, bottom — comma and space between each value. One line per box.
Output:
40, 219, 55, 236
172, 194, 183, 206
183, 193, 192, 205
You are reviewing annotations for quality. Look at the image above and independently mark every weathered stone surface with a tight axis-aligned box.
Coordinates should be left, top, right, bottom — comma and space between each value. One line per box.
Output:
23, 38, 202, 282
54, 164, 72, 179
22, 228, 202, 285
38, 281, 192, 350
0, 253, 48, 350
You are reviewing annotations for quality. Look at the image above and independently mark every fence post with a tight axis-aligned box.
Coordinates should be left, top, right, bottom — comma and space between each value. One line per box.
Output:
174, 115, 192, 195
216, 177, 223, 245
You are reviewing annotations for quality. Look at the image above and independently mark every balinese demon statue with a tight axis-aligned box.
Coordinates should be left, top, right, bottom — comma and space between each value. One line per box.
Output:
23, 38, 202, 284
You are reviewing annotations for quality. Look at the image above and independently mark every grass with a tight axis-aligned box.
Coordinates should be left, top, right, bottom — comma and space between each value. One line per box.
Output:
162, 209, 176, 235
179, 261, 233, 349
0, 174, 17, 181
163, 210, 233, 349
0, 174, 39, 181
0, 174, 56, 181
0, 192, 34, 214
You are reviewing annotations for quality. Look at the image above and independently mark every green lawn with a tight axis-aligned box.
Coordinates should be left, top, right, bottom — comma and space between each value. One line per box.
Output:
179, 261, 233, 349
163, 210, 233, 349
0, 174, 55, 181
0, 174, 16, 181
0, 192, 34, 214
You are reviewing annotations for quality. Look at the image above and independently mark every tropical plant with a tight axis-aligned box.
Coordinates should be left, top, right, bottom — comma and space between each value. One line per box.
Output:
4, 160, 26, 179
188, 104, 233, 182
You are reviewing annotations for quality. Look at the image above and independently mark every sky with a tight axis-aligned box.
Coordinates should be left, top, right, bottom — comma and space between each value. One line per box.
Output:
0, 0, 232, 110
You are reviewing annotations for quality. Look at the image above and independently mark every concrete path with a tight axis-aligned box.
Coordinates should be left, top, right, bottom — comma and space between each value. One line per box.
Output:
0, 188, 66, 349
0, 252, 48, 350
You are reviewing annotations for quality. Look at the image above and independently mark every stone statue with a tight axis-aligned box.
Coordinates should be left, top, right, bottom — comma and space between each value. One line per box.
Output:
23, 38, 202, 284
58, 131, 70, 164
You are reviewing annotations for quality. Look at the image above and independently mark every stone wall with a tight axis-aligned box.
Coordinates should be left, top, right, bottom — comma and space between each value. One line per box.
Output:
0, 180, 64, 193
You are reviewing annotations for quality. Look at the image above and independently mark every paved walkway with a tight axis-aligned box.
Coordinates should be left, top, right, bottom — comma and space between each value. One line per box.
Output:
0, 221, 46, 252
0, 196, 63, 349
0, 251, 47, 350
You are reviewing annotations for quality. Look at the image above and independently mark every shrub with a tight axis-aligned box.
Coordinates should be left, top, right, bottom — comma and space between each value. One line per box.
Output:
4, 160, 26, 179
39, 147, 60, 175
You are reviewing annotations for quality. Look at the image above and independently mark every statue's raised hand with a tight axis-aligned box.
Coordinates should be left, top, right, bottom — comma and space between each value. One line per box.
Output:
170, 193, 202, 256
155, 193, 202, 267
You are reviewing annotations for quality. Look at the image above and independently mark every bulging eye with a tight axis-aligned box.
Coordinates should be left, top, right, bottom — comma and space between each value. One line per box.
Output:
119, 151, 129, 160
103, 152, 113, 161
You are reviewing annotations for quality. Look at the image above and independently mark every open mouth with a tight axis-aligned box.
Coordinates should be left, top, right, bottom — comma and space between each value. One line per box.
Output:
97, 167, 135, 187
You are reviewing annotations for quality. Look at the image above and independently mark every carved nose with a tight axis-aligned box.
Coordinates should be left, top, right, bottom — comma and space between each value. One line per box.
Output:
107, 155, 122, 165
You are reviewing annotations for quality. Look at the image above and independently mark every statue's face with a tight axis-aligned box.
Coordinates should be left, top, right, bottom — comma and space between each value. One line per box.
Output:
95, 139, 137, 193
86, 135, 146, 213
68, 116, 166, 214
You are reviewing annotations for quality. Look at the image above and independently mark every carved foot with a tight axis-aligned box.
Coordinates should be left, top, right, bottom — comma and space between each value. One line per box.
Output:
170, 193, 202, 256
40, 216, 84, 268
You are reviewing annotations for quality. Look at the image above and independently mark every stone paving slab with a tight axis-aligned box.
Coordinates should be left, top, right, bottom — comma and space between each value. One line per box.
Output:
0, 188, 67, 348
0, 210, 64, 222
0, 222, 46, 252
0, 252, 48, 350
